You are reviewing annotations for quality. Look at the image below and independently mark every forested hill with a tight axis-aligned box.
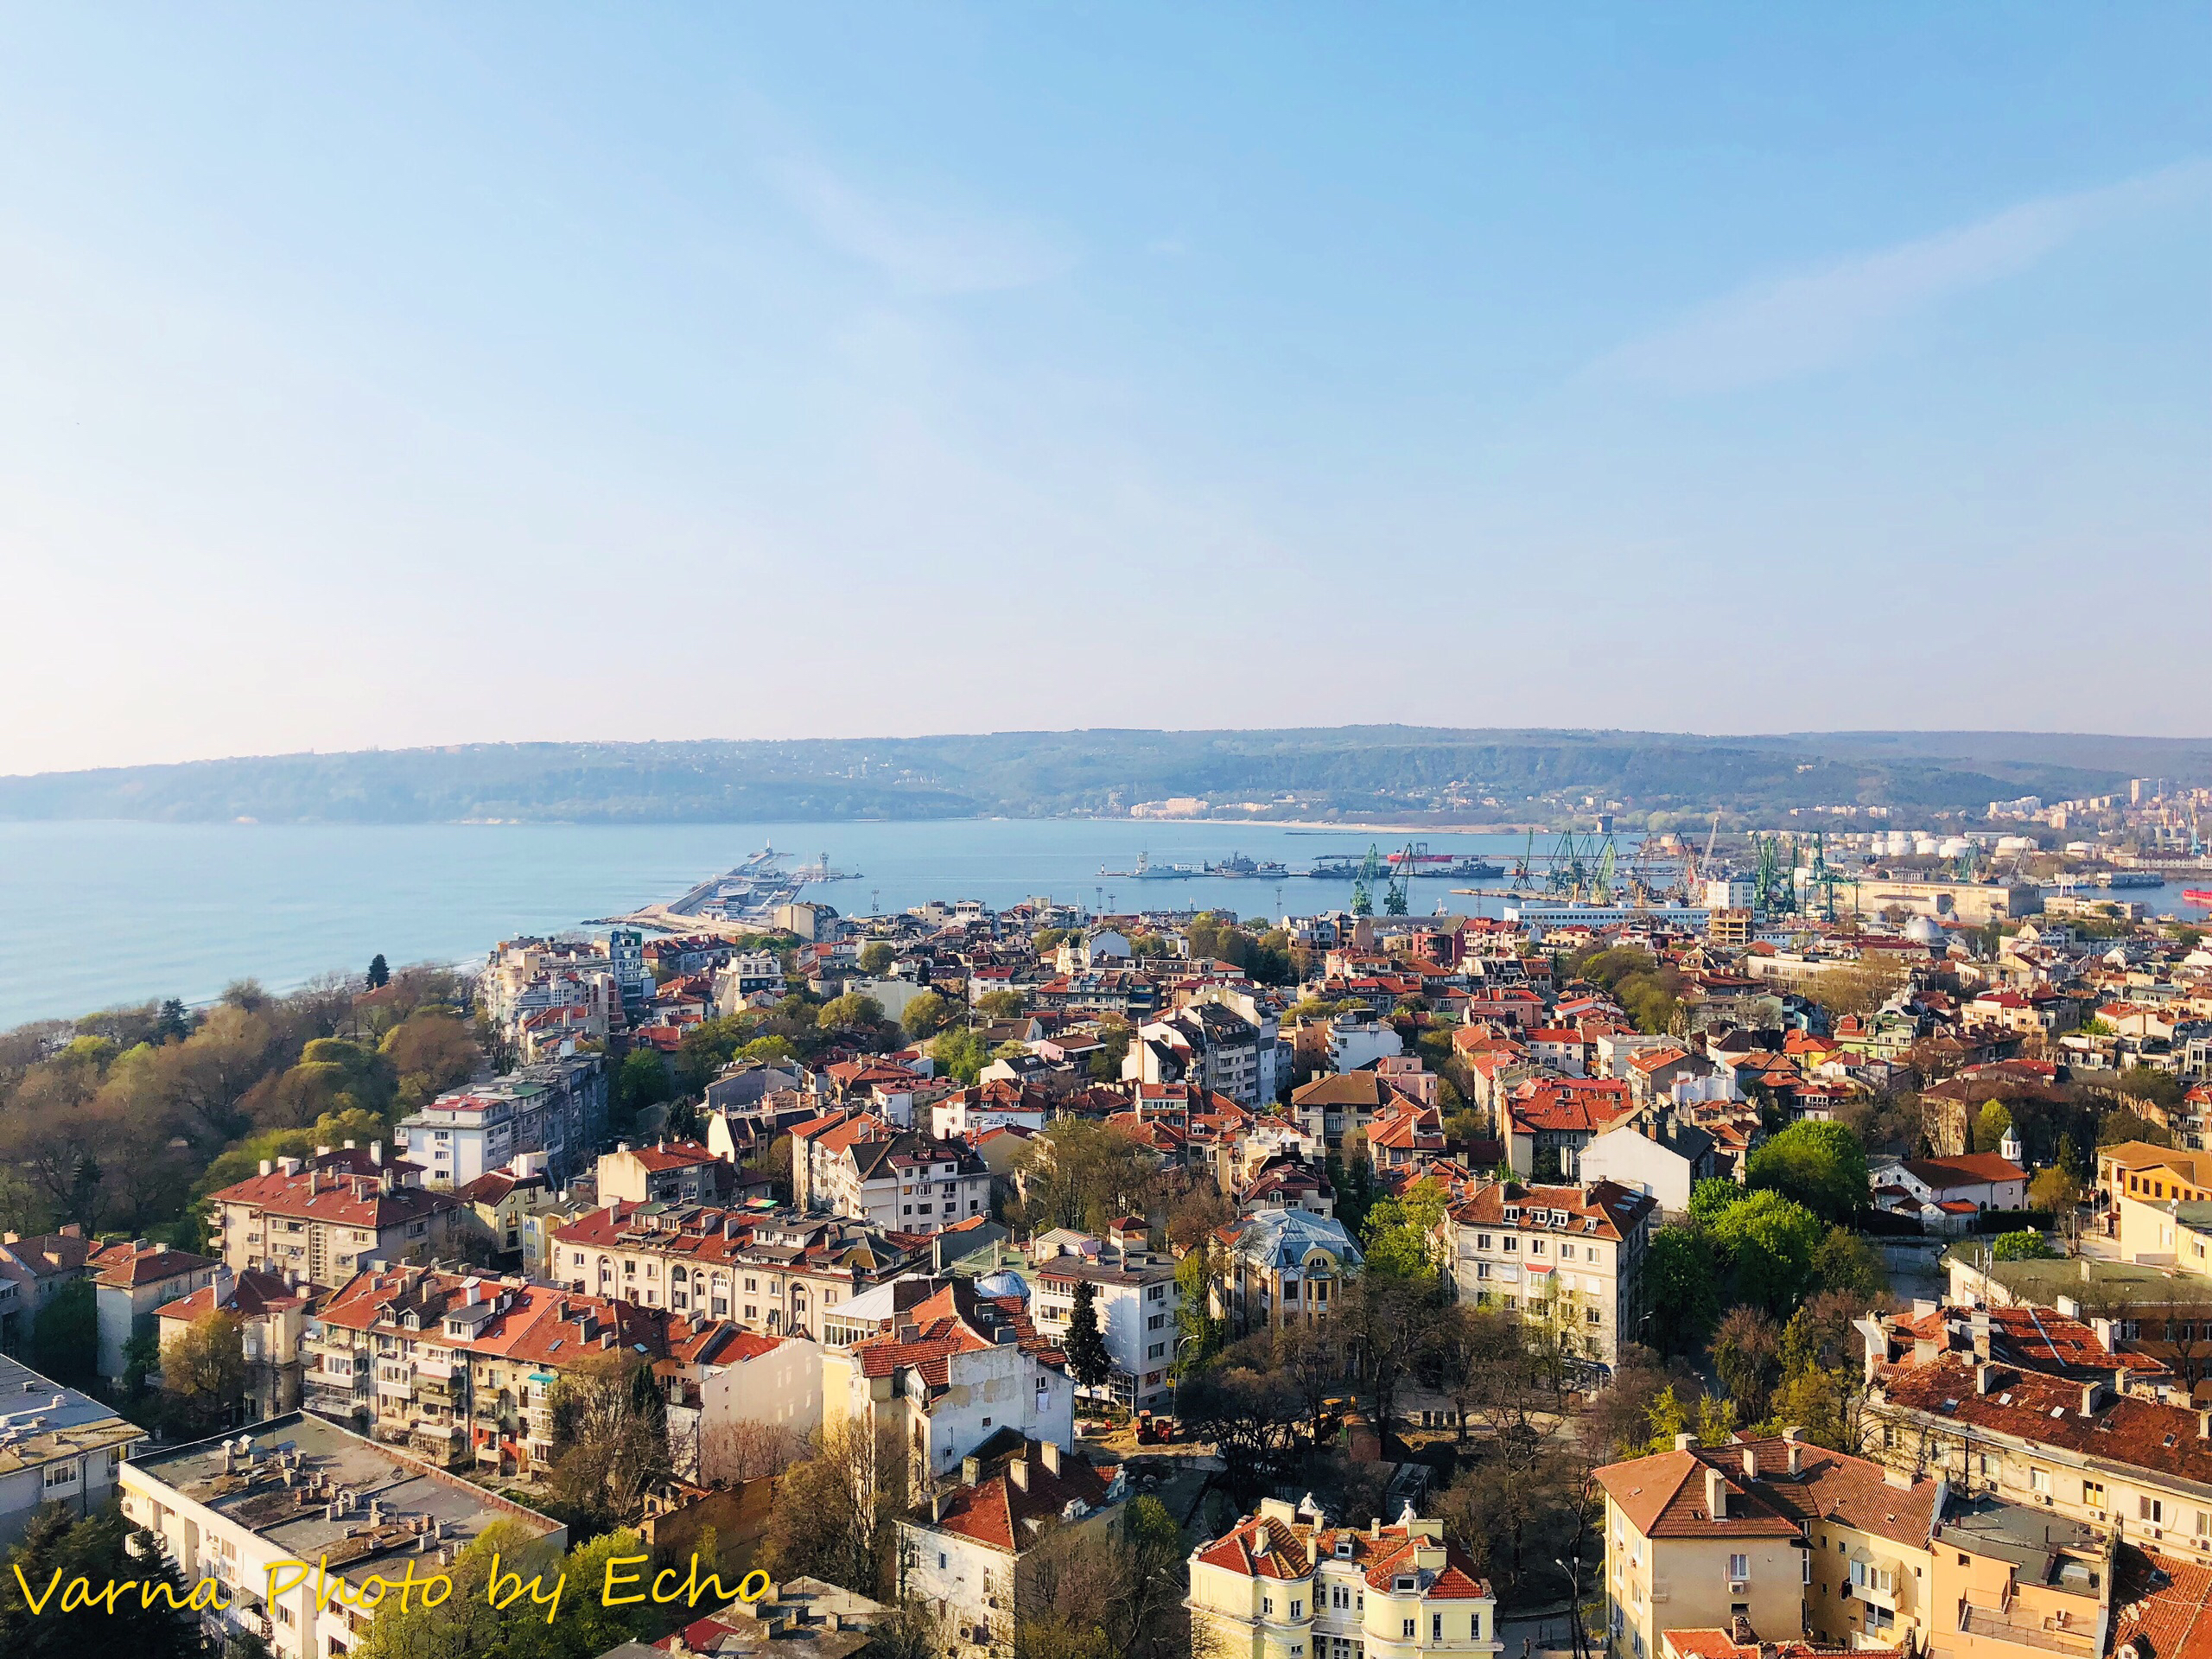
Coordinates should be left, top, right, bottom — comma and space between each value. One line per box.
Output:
0, 728, 2205, 825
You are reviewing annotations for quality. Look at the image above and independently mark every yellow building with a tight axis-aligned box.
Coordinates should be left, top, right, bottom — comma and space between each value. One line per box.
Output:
1594, 1433, 1942, 1659
1188, 1497, 1500, 1659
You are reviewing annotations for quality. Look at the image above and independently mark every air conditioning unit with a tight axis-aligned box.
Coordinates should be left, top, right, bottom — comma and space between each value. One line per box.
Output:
1730, 1581, 1749, 1595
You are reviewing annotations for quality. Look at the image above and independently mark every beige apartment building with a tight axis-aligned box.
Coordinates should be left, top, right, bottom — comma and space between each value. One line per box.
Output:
208, 1153, 467, 1286
1436, 1179, 1656, 1369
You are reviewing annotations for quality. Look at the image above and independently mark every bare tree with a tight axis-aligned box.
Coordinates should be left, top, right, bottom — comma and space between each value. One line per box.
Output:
701, 1417, 807, 1484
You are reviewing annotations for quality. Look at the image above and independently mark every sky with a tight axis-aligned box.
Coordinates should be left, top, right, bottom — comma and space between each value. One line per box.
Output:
2, 4, 2207, 775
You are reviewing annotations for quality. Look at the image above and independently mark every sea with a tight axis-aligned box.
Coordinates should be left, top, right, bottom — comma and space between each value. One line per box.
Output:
0, 819, 2204, 1031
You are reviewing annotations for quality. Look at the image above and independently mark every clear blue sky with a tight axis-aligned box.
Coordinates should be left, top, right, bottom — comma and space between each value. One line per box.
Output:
3, 5, 2206, 772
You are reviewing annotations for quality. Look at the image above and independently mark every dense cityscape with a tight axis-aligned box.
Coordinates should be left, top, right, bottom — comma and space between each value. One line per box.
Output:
1, 781, 2209, 1659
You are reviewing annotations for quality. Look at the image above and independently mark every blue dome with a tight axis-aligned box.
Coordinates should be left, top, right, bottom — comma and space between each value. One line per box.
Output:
976, 1270, 1029, 1300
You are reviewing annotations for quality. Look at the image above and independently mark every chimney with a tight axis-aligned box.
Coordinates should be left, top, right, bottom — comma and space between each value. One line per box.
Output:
1742, 1446, 1758, 1480
932, 1491, 952, 1522
2197, 1409, 2210, 1441
1008, 1459, 1029, 1491
963, 1455, 982, 1486
259, 1160, 275, 1178
1706, 1467, 1728, 1519
371, 1140, 384, 1166
1675, 1433, 1696, 1452
1883, 1465, 1913, 1490
1974, 1363, 1995, 1395
1039, 1440, 1060, 1475
1971, 1308, 1992, 1360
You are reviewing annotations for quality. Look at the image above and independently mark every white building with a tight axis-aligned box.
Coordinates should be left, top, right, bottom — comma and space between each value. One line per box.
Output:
119, 1411, 564, 1659
0, 1353, 143, 1547
1325, 1014, 1404, 1075
1027, 1236, 1182, 1409
1575, 1119, 1719, 1217
713, 951, 788, 1014
691, 1332, 824, 1481
824, 1281, 1074, 1485
898, 1436, 1127, 1659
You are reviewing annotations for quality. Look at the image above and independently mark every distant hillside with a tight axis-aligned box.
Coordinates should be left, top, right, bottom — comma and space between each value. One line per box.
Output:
0, 728, 2204, 826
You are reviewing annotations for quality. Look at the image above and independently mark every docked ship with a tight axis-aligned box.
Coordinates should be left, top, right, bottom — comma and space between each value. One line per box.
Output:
1204, 851, 1289, 878
2184, 888, 2212, 906
1099, 852, 1198, 880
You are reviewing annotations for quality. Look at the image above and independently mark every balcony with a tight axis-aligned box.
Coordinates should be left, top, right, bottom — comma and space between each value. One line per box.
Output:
1957, 1604, 2097, 1656
1647, 1580, 1671, 1605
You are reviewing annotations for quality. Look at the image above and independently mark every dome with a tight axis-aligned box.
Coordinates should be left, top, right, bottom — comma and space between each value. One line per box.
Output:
976, 1270, 1029, 1301
1904, 915, 1943, 944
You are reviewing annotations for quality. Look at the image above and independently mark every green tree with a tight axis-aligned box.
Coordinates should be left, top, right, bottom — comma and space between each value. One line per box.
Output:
1708, 1306, 1783, 1422
1810, 1226, 1889, 1303
31, 1277, 96, 1389
1745, 1121, 1869, 1225
163, 1308, 247, 1434
613, 1048, 671, 1130
899, 990, 953, 1040
1641, 1224, 1721, 1356
1974, 1101, 2015, 1154
1709, 1190, 1826, 1317
0, 1503, 201, 1659
1642, 1383, 1690, 1452
858, 943, 894, 975
2118, 1068, 2186, 1110
1359, 1178, 1450, 1280
1173, 1247, 1226, 1375
817, 992, 886, 1033
975, 989, 1026, 1019
366, 953, 391, 989
1993, 1229, 2057, 1262
1065, 1280, 1112, 1390
1688, 1177, 1742, 1224
931, 1028, 990, 1085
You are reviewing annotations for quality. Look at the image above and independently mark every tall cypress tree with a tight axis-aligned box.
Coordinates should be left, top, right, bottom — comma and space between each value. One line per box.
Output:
1065, 1278, 1111, 1392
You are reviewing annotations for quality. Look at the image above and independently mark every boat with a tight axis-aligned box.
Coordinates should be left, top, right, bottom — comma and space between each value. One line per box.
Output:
2100, 871, 2165, 889
2185, 888, 2212, 906
1202, 851, 1288, 879
1098, 852, 1194, 880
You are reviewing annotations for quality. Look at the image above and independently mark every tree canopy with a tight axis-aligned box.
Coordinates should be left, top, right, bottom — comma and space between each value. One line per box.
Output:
1745, 1121, 1869, 1224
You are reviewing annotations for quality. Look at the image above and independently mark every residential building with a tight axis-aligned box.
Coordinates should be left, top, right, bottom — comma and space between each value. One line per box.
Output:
690, 1332, 824, 1482
1292, 1070, 1422, 1150
1027, 1232, 1181, 1408
393, 1054, 606, 1189
1504, 1079, 1635, 1179
1325, 1013, 1405, 1075
306, 1263, 669, 1476
1594, 1433, 1942, 1659
898, 1434, 1127, 1659
1437, 1180, 1656, 1369
0, 1225, 101, 1354
550, 1201, 918, 1334
824, 1280, 1073, 1485
1877, 1153, 2029, 1234
1577, 1117, 1719, 1217
92, 1236, 223, 1387
607, 1578, 886, 1659
1126, 993, 1282, 1107
1186, 1495, 1500, 1659
1217, 1209, 1364, 1336
119, 1410, 564, 1659
155, 1267, 315, 1422
596, 1139, 729, 1206
713, 951, 789, 1014
0, 1352, 144, 1546
207, 1152, 466, 1287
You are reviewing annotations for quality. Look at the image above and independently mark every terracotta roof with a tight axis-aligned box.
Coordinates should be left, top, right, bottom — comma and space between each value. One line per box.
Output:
1901, 1152, 2027, 1189
2113, 1548, 2212, 1659
92, 1239, 219, 1288
617, 1138, 721, 1173
918, 1441, 1117, 1552
850, 1281, 1062, 1386
1444, 1180, 1653, 1244
1877, 1352, 2212, 1483
1192, 1510, 1494, 1599
207, 1167, 462, 1229
154, 1268, 308, 1325
1593, 1436, 1936, 1547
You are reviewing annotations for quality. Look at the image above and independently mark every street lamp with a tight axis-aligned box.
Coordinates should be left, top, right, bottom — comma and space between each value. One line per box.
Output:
1553, 1557, 1589, 1659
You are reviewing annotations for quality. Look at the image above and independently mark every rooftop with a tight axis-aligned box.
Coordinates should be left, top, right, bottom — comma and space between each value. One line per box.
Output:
0, 1352, 144, 1476
127, 1412, 561, 1588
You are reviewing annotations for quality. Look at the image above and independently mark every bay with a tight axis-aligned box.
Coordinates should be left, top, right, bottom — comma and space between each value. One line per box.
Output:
2, 820, 2202, 1031
0, 819, 1537, 1027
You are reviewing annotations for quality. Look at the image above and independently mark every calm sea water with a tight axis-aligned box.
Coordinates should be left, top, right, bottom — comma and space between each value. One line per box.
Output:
1, 820, 2202, 1030
0, 819, 1539, 1027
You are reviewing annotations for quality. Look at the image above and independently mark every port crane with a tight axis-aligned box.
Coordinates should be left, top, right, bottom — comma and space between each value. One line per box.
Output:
1384, 844, 1414, 916
1351, 844, 1383, 917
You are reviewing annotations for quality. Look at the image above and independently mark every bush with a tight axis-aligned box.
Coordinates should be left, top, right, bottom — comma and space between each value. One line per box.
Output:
1992, 1230, 2057, 1262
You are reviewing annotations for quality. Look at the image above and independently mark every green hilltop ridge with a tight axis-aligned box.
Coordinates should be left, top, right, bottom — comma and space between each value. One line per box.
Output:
0, 727, 2205, 826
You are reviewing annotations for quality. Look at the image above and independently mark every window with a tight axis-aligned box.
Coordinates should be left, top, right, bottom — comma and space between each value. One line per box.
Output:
1471, 1615, 1482, 1642
1866, 1606, 1896, 1632
1433, 1615, 1444, 1642
2031, 1467, 2050, 1493
2085, 1479, 2107, 1510
1728, 1554, 1748, 1580
1402, 1622, 1417, 1640
938, 1554, 948, 1569
1264, 1599, 1274, 1618
41, 1463, 77, 1490
2144, 1497, 2166, 1525
1293, 1601, 1303, 1619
